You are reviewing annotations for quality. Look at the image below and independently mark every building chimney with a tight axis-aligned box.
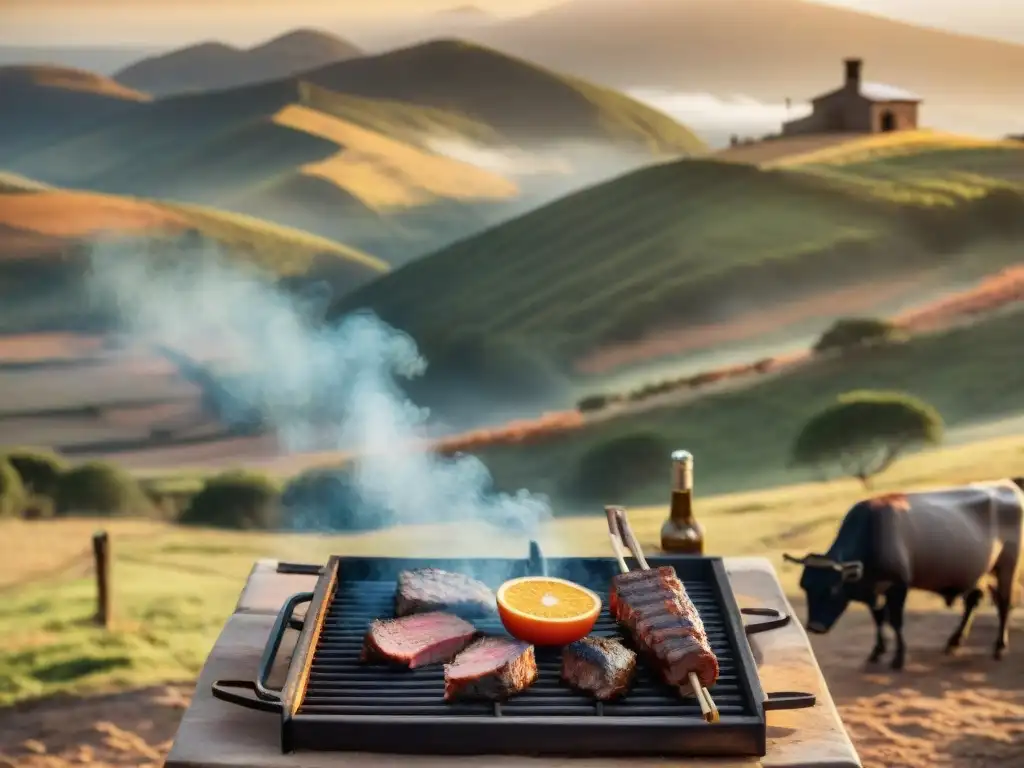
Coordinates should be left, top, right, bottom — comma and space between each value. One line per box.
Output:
844, 58, 862, 90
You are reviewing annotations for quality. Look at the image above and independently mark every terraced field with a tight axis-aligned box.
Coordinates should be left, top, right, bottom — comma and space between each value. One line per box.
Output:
329, 138, 1024, 368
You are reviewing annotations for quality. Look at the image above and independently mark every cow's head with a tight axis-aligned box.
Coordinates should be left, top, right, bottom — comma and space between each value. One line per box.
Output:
783, 553, 864, 634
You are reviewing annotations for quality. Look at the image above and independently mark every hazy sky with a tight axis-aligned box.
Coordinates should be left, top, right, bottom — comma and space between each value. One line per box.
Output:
2, 0, 1022, 47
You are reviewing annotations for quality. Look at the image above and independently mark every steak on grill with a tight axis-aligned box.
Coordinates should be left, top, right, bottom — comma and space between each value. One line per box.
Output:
361, 612, 478, 669
561, 637, 637, 701
443, 637, 538, 701
395, 568, 497, 618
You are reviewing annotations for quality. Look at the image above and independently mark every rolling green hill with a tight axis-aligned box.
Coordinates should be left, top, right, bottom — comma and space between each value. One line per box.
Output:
114, 29, 363, 96
0, 185, 386, 333
474, 304, 1024, 509
328, 138, 1024, 374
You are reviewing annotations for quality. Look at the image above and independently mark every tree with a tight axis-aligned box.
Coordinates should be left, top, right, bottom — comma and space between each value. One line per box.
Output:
791, 390, 943, 488
812, 317, 904, 356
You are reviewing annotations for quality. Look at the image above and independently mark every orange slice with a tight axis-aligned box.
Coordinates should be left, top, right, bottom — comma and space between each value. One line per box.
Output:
496, 576, 602, 646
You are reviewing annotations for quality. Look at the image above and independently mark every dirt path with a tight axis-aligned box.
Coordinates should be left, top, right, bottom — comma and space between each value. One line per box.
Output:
3, 606, 1023, 768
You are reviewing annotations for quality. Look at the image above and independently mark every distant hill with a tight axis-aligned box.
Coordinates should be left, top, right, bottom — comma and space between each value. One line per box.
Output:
327, 136, 1024, 380
292, 39, 705, 152
0, 185, 386, 333
3, 43, 704, 264
0, 65, 150, 157
466, 0, 1024, 138
114, 29, 363, 96
0, 77, 524, 264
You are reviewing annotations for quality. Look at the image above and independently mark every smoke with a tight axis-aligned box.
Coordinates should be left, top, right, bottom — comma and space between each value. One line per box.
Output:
85, 240, 552, 538
627, 89, 812, 148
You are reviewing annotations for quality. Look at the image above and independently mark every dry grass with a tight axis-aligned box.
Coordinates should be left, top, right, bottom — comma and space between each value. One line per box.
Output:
272, 105, 518, 210
0, 192, 186, 240
1, 65, 150, 102
768, 129, 1024, 169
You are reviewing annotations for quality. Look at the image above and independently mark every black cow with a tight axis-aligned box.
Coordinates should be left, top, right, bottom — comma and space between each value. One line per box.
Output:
785, 481, 1024, 670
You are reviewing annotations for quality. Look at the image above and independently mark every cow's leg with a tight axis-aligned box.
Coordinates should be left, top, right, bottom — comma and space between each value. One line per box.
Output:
867, 602, 888, 663
992, 554, 1017, 660
945, 588, 984, 654
886, 583, 909, 670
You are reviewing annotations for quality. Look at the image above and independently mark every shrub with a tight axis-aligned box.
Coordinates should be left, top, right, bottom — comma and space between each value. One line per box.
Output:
571, 432, 671, 503
180, 470, 281, 529
812, 317, 903, 356
0, 459, 26, 518
280, 466, 392, 532
577, 394, 609, 412
3, 447, 65, 496
54, 462, 151, 517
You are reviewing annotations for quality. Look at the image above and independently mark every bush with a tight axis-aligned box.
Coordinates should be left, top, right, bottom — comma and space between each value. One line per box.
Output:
0, 459, 26, 518
180, 470, 280, 529
54, 462, 151, 517
577, 394, 610, 412
3, 447, 65, 496
571, 432, 671, 503
280, 466, 392, 531
812, 317, 903, 356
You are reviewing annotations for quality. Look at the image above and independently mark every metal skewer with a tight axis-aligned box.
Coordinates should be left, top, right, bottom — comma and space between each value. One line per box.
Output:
605, 506, 719, 724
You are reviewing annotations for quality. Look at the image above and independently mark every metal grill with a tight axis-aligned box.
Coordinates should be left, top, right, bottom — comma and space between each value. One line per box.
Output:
276, 554, 768, 757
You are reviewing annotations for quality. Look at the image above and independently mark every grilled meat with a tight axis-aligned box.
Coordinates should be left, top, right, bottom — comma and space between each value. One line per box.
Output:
610, 567, 720, 693
444, 637, 537, 701
395, 568, 497, 618
561, 637, 637, 700
361, 612, 478, 669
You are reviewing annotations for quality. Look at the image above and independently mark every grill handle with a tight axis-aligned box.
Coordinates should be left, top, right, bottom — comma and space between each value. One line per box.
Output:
763, 691, 817, 711
741, 606, 791, 635
256, 591, 315, 701
210, 590, 313, 714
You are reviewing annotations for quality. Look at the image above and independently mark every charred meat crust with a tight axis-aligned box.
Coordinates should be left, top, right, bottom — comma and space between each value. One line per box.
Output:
444, 637, 538, 701
561, 637, 637, 700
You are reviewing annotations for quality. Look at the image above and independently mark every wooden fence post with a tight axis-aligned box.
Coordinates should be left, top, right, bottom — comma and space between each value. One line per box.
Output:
92, 530, 111, 628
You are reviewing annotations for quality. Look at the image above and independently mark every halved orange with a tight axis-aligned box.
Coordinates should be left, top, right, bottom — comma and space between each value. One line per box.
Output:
496, 576, 602, 646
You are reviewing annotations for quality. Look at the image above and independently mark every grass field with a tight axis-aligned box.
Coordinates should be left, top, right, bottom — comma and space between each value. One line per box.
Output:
328, 137, 1024, 369
2, 431, 1022, 706
472, 304, 1024, 504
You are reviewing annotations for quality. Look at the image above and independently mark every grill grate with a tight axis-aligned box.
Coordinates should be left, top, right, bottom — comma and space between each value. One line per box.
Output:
280, 555, 767, 757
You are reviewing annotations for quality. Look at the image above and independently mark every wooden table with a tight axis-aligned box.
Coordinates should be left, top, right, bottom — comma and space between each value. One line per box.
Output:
165, 557, 861, 768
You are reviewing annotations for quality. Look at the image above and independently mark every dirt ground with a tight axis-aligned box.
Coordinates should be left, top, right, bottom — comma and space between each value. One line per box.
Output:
1, 607, 1022, 768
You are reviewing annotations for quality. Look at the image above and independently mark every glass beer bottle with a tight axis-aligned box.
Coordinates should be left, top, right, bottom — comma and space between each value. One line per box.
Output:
660, 450, 705, 554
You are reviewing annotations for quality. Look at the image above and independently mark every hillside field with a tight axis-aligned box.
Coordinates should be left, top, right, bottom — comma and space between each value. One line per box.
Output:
0, 188, 386, 333
471, 304, 1024, 505
331, 133, 1024, 376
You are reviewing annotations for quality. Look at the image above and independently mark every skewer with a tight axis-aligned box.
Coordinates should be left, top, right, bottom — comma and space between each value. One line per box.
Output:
605, 505, 720, 724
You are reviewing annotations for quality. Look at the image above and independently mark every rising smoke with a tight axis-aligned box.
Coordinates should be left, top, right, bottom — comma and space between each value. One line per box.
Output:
85, 241, 552, 539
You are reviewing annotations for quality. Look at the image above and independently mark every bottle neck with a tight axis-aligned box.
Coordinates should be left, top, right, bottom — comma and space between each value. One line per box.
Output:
670, 489, 695, 525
